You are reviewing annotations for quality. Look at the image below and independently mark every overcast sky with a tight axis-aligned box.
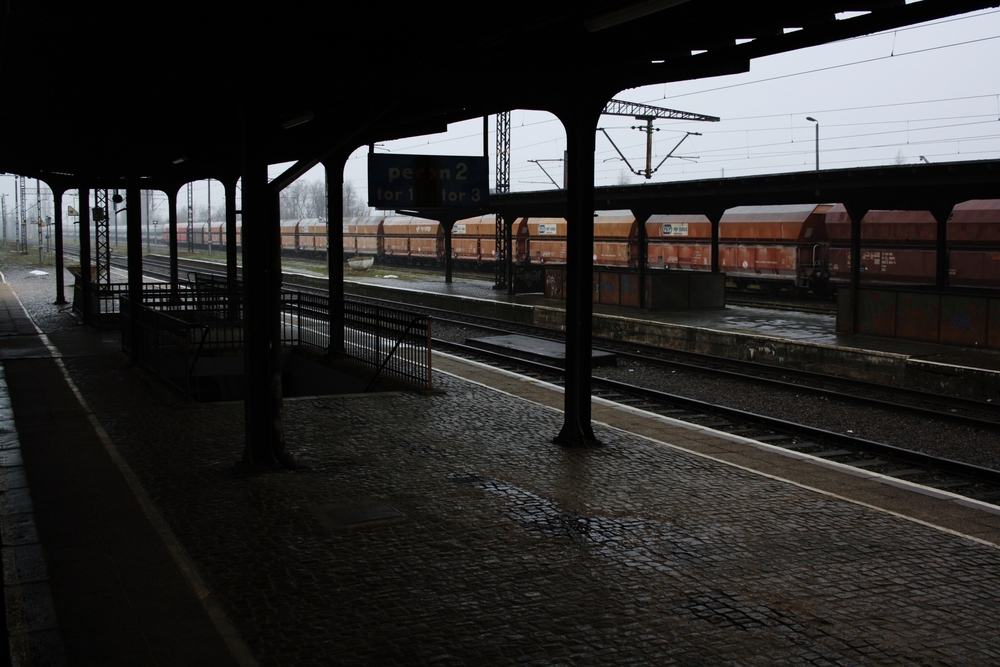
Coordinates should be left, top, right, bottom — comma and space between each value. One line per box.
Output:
3, 6, 999, 221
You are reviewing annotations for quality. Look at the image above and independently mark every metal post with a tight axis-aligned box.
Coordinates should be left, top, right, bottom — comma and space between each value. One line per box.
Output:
932, 204, 953, 289
554, 95, 603, 447
323, 156, 345, 354
20, 175, 28, 253
79, 188, 92, 324
167, 187, 179, 296
707, 208, 724, 274
94, 189, 110, 286
505, 217, 514, 296
844, 203, 868, 335
644, 118, 653, 178
126, 184, 144, 363
36, 178, 42, 262
494, 111, 511, 290
443, 218, 455, 284
225, 176, 239, 319
241, 128, 289, 468
207, 179, 213, 257
186, 182, 194, 253
806, 117, 819, 171
633, 211, 650, 308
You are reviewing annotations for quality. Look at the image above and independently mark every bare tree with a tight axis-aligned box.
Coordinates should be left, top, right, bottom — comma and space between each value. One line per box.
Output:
304, 180, 327, 219
343, 181, 369, 217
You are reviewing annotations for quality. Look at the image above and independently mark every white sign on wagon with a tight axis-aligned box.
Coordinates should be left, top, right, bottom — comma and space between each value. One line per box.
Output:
453, 224, 467, 234
538, 223, 558, 235
661, 223, 689, 236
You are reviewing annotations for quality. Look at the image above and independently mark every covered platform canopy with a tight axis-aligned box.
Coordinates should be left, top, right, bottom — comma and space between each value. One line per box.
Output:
1, 0, 997, 461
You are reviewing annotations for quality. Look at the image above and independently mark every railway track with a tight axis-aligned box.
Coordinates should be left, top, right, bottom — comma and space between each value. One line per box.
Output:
434, 337, 1000, 506
138, 253, 1000, 424
112, 254, 1000, 505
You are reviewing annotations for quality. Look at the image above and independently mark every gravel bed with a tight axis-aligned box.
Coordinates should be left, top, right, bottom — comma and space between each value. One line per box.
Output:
434, 320, 1000, 472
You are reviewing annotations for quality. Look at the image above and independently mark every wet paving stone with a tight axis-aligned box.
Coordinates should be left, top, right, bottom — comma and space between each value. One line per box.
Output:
5, 263, 1000, 665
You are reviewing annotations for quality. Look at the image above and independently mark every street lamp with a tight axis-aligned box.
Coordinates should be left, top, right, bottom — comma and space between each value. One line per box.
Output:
806, 117, 819, 171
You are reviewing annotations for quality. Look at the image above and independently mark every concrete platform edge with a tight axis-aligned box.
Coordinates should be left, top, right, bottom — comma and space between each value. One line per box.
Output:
433, 349, 1000, 548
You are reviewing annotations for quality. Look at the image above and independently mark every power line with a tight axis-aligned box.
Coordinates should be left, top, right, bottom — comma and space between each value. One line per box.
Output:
655, 34, 1000, 102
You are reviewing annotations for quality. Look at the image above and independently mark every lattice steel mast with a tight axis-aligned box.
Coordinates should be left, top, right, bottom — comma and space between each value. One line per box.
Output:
19, 175, 28, 253
600, 99, 719, 180
187, 182, 194, 253
494, 111, 511, 290
94, 189, 111, 285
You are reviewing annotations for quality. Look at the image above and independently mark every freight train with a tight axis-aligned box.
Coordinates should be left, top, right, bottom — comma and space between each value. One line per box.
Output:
166, 201, 1000, 294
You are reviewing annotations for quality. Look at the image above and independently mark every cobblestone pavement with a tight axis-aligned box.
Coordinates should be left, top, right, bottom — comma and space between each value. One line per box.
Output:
5, 253, 1000, 665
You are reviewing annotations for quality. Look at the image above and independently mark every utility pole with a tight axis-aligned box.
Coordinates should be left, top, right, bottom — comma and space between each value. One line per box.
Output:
13, 176, 19, 252
186, 182, 194, 253
19, 175, 28, 253
207, 179, 213, 257
94, 189, 111, 286
598, 99, 718, 180
806, 117, 819, 171
36, 178, 43, 262
113, 188, 120, 247
493, 111, 510, 291
1, 194, 7, 247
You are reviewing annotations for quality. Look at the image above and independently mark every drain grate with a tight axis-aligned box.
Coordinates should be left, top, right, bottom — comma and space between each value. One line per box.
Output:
311, 502, 405, 530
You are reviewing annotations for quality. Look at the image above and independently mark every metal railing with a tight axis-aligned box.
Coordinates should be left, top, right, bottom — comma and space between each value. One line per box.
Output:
343, 301, 432, 390
120, 276, 433, 394
121, 296, 212, 397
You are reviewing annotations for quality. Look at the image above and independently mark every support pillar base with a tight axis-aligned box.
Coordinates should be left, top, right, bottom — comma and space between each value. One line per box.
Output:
553, 425, 602, 448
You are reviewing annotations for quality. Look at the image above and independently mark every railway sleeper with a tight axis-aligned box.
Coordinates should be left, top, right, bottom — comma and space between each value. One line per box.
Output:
753, 434, 793, 443
810, 449, 855, 458
844, 459, 885, 468
778, 441, 821, 450
884, 468, 928, 478
923, 479, 976, 490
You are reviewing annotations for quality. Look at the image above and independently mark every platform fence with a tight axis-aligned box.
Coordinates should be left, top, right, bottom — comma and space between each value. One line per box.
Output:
120, 274, 432, 395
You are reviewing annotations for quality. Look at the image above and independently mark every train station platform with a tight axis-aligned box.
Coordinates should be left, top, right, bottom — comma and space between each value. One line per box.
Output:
5, 258, 1000, 665
341, 274, 1000, 402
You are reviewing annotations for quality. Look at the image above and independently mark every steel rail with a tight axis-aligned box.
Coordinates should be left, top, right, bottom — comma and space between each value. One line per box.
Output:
108, 253, 1000, 425
434, 338, 1000, 494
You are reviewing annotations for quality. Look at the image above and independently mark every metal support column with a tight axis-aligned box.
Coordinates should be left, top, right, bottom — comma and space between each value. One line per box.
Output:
186, 182, 194, 253
167, 187, 179, 295
79, 189, 92, 324
126, 184, 143, 363
932, 203, 954, 289
505, 217, 514, 296
53, 188, 67, 304
632, 210, 650, 308
443, 218, 456, 283
706, 208, 725, 274
323, 156, 346, 354
553, 96, 604, 447
225, 177, 239, 285
225, 176, 240, 320
843, 203, 869, 335
241, 135, 291, 468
